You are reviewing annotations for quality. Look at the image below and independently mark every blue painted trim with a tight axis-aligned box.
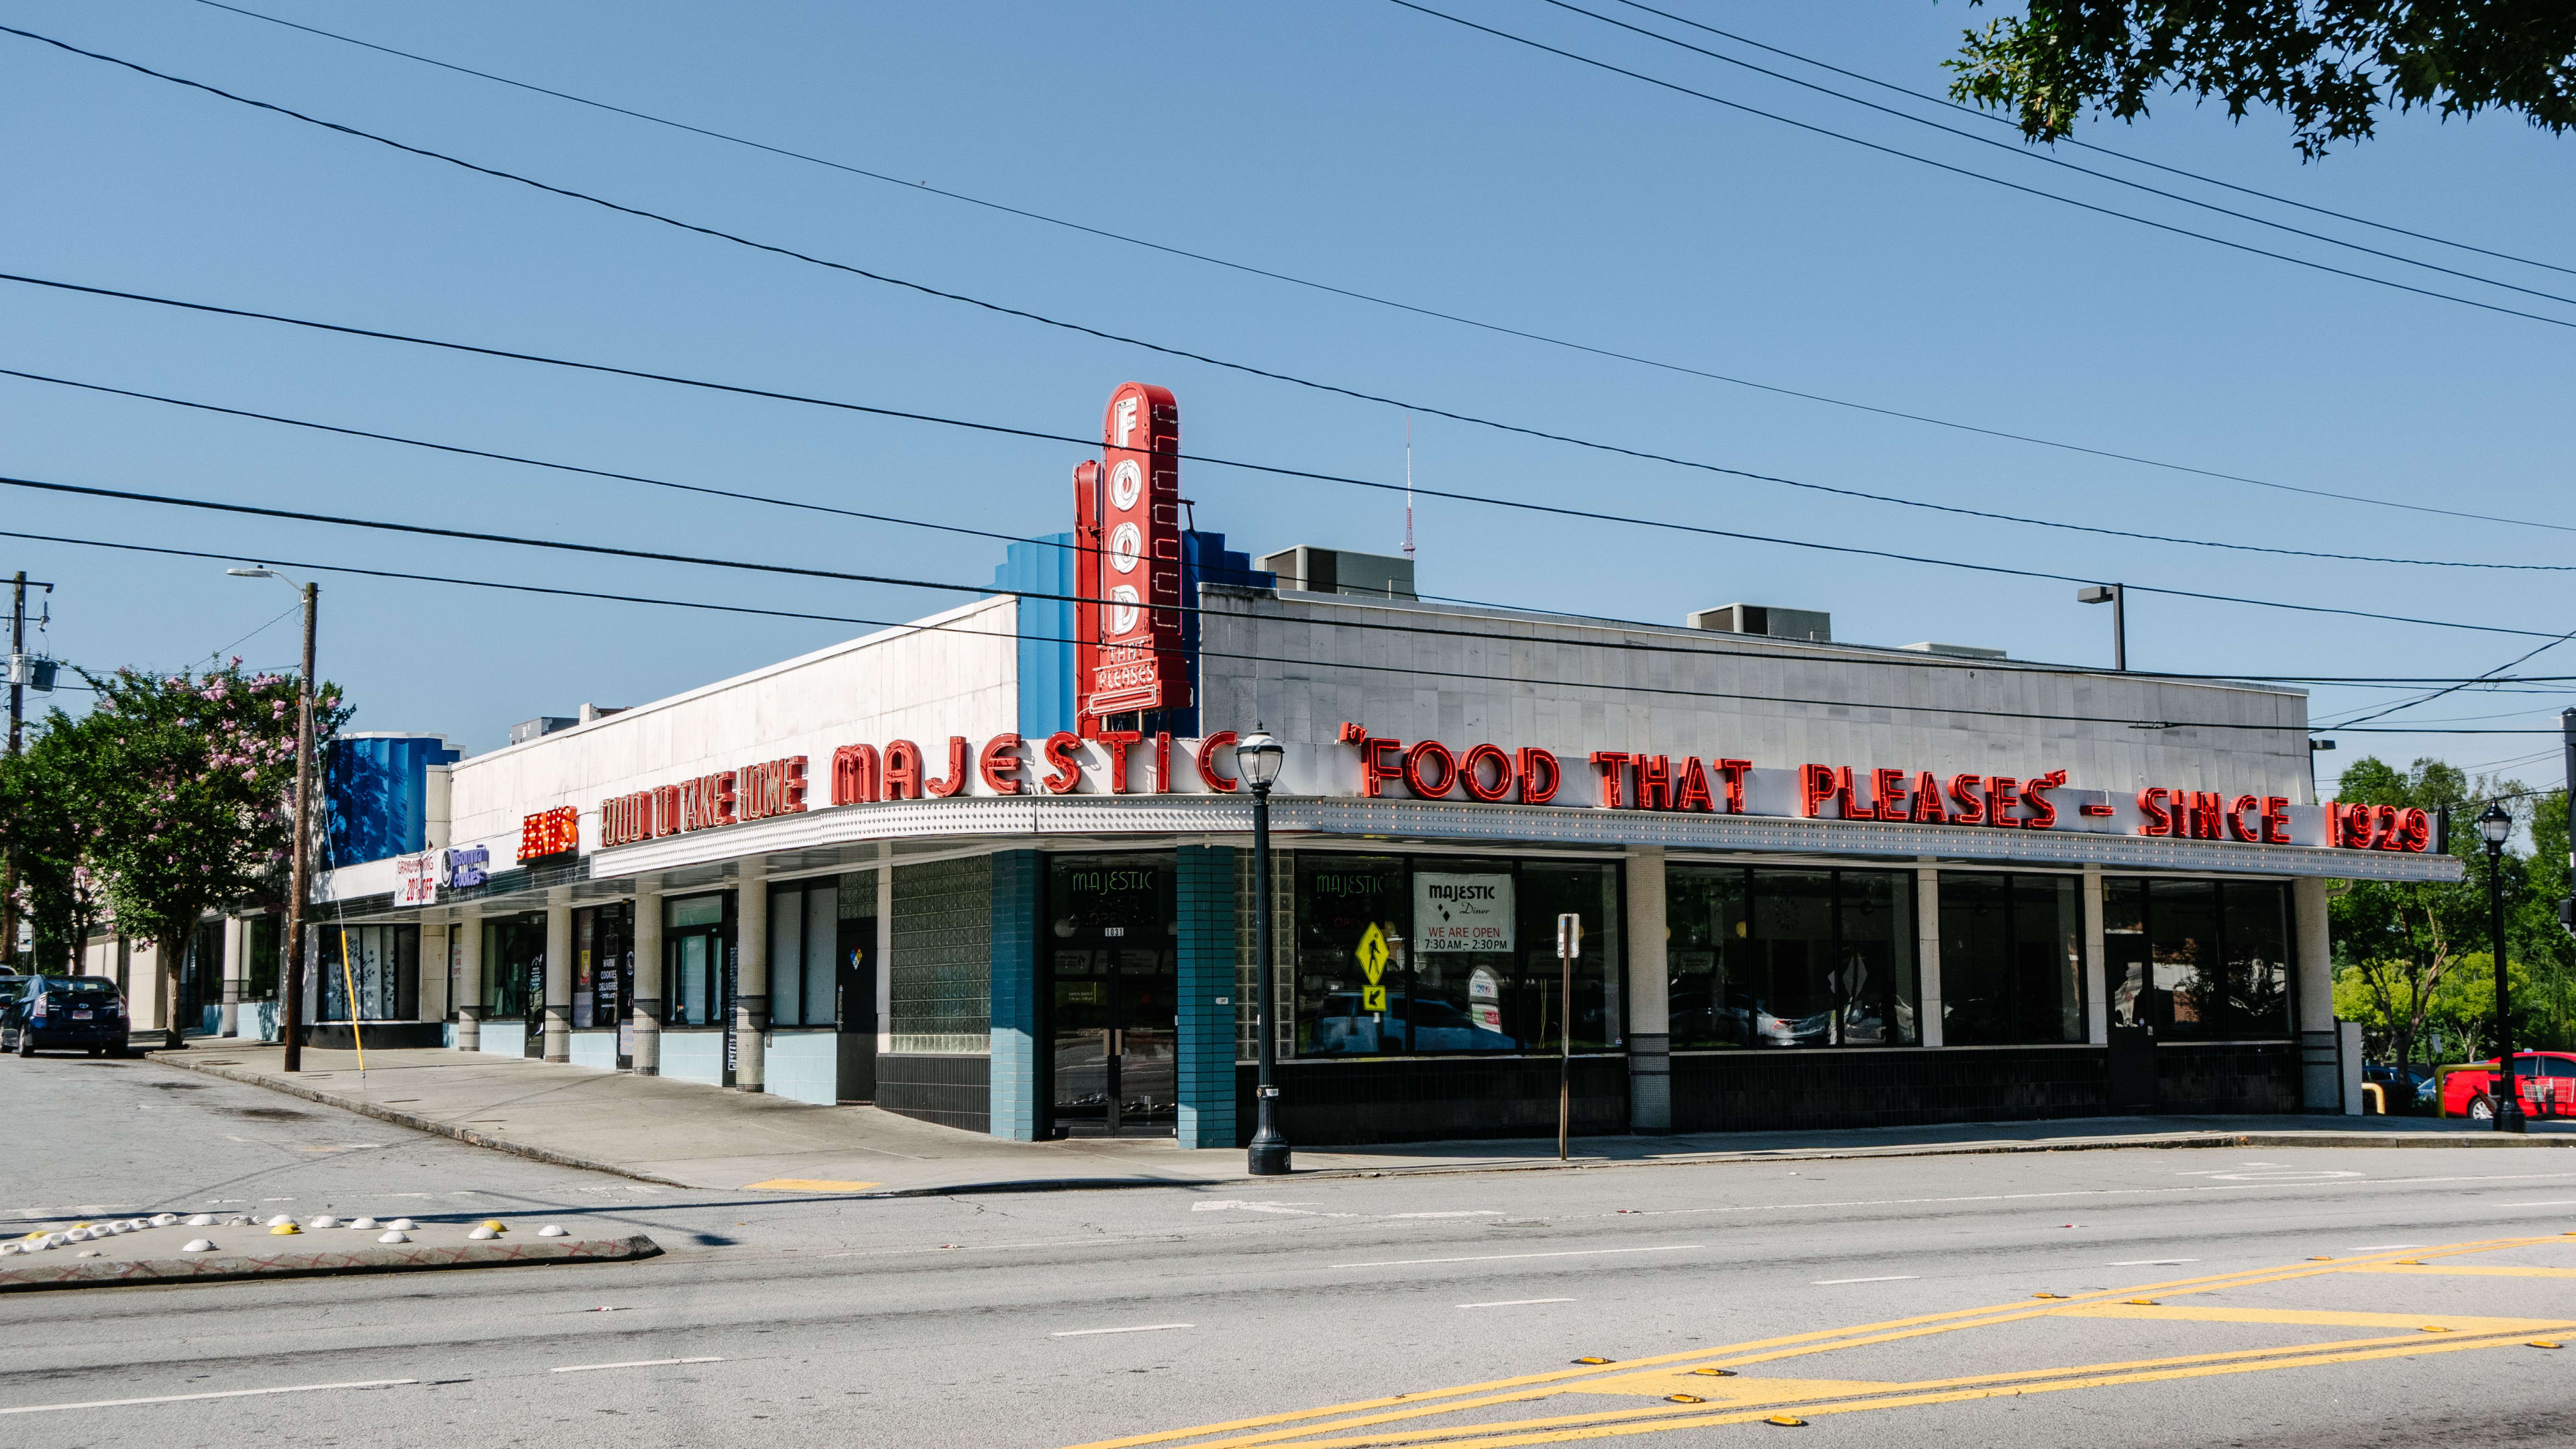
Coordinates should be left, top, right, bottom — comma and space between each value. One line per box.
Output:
989, 850, 1043, 1141
1175, 844, 1238, 1150
991, 530, 1271, 741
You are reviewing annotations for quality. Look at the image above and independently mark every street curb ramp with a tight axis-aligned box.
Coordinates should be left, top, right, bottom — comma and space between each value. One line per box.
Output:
0, 1234, 662, 1293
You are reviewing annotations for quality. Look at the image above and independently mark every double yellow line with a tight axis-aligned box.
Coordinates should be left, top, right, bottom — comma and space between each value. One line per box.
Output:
1067, 1235, 2573, 1449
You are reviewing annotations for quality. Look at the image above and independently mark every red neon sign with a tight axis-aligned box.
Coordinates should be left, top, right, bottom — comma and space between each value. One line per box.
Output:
1076, 382, 1190, 725
518, 806, 579, 862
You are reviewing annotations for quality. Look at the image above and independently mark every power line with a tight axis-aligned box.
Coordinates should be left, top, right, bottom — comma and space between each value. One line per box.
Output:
1547, 0, 2576, 306
8, 25, 2574, 575
174, 0, 2576, 538
10, 364, 2575, 688
1380, 1, 2576, 333
1600, 0, 2576, 282
5, 268, 2569, 644
0, 520, 2555, 737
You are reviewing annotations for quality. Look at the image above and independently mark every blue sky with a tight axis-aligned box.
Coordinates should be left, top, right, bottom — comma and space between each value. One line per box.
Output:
1, 1, 2568, 796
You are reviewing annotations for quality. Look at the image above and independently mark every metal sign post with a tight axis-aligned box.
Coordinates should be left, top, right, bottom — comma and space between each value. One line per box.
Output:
1556, 913, 1580, 1161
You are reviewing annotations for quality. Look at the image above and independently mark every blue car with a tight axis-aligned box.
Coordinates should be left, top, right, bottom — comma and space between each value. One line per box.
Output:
3, 975, 130, 1057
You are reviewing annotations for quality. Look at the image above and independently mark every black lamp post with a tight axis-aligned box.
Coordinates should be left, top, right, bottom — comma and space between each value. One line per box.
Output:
1236, 726, 1290, 1176
2478, 800, 2525, 1134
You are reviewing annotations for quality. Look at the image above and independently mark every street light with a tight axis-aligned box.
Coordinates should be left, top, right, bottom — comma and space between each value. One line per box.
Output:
1235, 725, 1289, 1177
2477, 800, 2524, 1133
230, 567, 319, 1074
2077, 584, 2125, 671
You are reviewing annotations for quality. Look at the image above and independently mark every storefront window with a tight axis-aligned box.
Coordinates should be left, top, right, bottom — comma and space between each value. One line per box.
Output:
1668, 865, 1918, 1050
1939, 873, 2082, 1045
574, 903, 633, 1030
665, 894, 730, 1028
245, 914, 280, 1001
1294, 853, 1621, 1057
767, 880, 845, 1027
2106, 878, 2294, 1040
317, 924, 419, 1022
482, 913, 544, 1020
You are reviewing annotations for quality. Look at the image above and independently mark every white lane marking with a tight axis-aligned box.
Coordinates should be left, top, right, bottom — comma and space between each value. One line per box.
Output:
1813, 1275, 1918, 1285
2108, 1258, 2200, 1267
1459, 1298, 1574, 1309
1, 1379, 417, 1414
1386, 1211, 1510, 1219
549, 1358, 721, 1373
2349, 1243, 2426, 1250
1051, 1324, 1195, 1338
1604, 1171, 2576, 1222
1334, 1244, 1703, 1269
2500, 1200, 2576, 1207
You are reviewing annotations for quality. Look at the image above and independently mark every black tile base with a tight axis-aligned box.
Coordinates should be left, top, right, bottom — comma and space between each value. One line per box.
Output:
877, 1053, 991, 1134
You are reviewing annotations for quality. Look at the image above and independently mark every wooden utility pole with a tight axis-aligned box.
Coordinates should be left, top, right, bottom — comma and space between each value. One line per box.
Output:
281, 582, 317, 1072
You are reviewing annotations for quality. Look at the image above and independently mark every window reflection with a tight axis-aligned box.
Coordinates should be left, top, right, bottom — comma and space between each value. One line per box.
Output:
2105, 878, 2294, 1040
1938, 873, 2082, 1044
1667, 865, 1918, 1050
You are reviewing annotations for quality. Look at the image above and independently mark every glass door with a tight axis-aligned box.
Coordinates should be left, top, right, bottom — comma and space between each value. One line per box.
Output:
1047, 854, 1177, 1136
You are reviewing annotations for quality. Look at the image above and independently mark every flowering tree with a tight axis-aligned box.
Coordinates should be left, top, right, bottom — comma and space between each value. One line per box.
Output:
74, 661, 347, 1021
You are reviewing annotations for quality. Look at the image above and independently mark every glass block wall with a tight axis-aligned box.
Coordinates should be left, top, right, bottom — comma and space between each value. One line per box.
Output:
890, 855, 991, 1054
1234, 847, 1293, 1063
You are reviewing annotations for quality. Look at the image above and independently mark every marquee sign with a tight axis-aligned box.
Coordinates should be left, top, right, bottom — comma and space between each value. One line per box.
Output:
1075, 382, 1190, 725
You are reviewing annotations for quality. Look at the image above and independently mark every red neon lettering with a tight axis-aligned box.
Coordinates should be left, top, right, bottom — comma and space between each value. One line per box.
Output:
1592, 752, 1634, 809
1947, 774, 1988, 825
714, 771, 737, 825
1799, 763, 1838, 818
1911, 770, 1946, 824
2399, 806, 2430, 852
1152, 732, 1173, 794
1097, 730, 1141, 794
2373, 802, 2402, 850
1196, 731, 1240, 792
1460, 743, 1513, 802
833, 744, 880, 804
1516, 747, 1561, 804
1404, 740, 1458, 798
882, 741, 924, 800
2226, 794, 2261, 843
2137, 786, 2170, 837
1986, 776, 2021, 828
1042, 732, 1082, 794
1714, 759, 1750, 814
1633, 755, 1672, 811
2261, 795, 2290, 845
924, 737, 969, 798
979, 734, 1024, 795
1672, 756, 1714, 813
2021, 771, 2065, 830
1872, 769, 1908, 822
1358, 737, 1403, 798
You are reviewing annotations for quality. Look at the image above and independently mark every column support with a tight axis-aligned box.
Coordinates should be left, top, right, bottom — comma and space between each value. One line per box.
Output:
1175, 845, 1238, 1149
988, 850, 1041, 1140
418, 921, 449, 1026
218, 915, 244, 1038
1916, 863, 1944, 1048
2082, 863, 2109, 1046
2294, 875, 2339, 1111
543, 900, 573, 1062
455, 914, 482, 1051
874, 855, 894, 1056
631, 881, 663, 1075
1623, 846, 1670, 1133
734, 857, 767, 1091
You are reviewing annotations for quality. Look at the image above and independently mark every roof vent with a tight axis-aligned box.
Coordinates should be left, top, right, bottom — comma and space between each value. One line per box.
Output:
508, 716, 578, 745
1254, 545, 1417, 600
1688, 603, 1830, 643
1898, 641, 2006, 660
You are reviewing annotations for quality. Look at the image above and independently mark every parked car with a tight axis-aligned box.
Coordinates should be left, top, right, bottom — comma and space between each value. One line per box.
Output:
2, 975, 131, 1057
2440, 1051, 2576, 1120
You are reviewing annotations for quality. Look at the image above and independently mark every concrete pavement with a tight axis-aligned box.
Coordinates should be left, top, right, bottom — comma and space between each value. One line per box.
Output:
153, 1040, 2576, 1193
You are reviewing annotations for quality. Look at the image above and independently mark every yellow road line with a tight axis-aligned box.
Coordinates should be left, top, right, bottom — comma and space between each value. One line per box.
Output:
1061, 1236, 2561, 1449
2347, 1263, 2576, 1279
2053, 1303, 2571, 1333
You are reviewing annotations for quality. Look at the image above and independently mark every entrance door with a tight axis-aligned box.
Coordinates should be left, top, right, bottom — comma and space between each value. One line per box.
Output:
836, 918, 877, 1103
1049, 855, 1178, 1137
523, 944, 546, 1058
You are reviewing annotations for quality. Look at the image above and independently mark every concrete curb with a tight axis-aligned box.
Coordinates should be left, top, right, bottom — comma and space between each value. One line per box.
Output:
150, 1055, 693, 1189
0, 1234, 661, 1293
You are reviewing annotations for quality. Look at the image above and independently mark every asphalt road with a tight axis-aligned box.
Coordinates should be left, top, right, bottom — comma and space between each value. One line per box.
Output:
6, 1051, 2574, 1448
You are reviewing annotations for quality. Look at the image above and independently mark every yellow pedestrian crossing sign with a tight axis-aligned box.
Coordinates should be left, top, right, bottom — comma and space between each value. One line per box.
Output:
1361, 985, 1388, 1012
1355, 922, 1390, 984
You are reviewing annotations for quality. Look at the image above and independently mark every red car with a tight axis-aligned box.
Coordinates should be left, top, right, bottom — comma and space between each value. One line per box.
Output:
2442, 1052, 2576, 1120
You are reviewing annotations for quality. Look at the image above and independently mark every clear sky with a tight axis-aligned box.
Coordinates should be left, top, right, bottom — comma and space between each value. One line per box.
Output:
1, 1, 2568, 799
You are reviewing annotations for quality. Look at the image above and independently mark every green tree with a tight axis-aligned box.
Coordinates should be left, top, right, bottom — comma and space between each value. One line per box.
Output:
73, 662, 345, 1025
2325, 755, 2500, 1087
1946, 2, 2576, 158
0, 711, 113, 971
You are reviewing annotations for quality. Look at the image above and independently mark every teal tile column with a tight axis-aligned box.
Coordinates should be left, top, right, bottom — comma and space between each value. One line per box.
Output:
1176, 845, 1239, 1150
989, 850, 1042, 1142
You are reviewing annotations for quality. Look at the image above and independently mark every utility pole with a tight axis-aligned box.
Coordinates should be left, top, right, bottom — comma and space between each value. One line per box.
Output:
2561, 709, 2575, 945
3, 572, 23, 969
280, 582, 318, 1073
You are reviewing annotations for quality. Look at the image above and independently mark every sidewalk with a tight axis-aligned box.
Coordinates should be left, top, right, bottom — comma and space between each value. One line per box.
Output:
156, 1042, 2576, 1196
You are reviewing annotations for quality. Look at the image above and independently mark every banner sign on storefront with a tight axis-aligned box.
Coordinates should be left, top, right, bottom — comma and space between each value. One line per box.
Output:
1415, 873, 1515, 953
392, 852, 438, 908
